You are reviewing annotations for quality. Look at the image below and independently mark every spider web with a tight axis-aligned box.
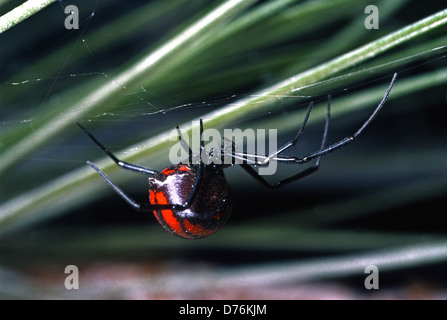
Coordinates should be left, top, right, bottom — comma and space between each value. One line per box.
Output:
1, 0, 447, 301
1, 0, 446, 205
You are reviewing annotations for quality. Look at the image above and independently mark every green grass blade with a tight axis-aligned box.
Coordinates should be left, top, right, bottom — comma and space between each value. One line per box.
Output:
0, 0, 258, 176
0, 0, 57, 34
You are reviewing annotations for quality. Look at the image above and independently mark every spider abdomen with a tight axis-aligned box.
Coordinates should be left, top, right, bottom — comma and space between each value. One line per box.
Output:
149, 164, 232, 239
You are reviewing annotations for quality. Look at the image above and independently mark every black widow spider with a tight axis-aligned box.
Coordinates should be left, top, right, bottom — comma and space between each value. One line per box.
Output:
78, 73, 396, 239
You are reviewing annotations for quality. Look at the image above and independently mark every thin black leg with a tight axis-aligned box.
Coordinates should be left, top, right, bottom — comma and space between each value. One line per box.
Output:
176, 125, 193, 163
240, 97, 330, 189
240, 163, 320, 189
82, 120, 207, 211
78, 122, 159, 175
183, 119, 205, 206
264, 100, 314, 162
228, 101, 314, 165
274, 73, 397, 164
87, 161, 187, 211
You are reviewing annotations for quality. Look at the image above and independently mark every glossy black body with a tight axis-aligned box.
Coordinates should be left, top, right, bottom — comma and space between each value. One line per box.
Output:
149, 164, 232, 239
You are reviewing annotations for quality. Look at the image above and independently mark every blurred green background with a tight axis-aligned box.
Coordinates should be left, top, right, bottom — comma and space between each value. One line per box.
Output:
0, 0, 447, 299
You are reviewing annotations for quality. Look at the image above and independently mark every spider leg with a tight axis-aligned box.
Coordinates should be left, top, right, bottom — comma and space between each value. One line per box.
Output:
176, 125, 193, 163
240, 98, 330, 189
183, 119, 205, 206
240, 163, 319, 189
261, 100, 314, 164
82, 120, 205, 211
226, 101, 313, 166
78, 123, 159, 175
87, 161, 184, 211
275, 73, 397, 164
